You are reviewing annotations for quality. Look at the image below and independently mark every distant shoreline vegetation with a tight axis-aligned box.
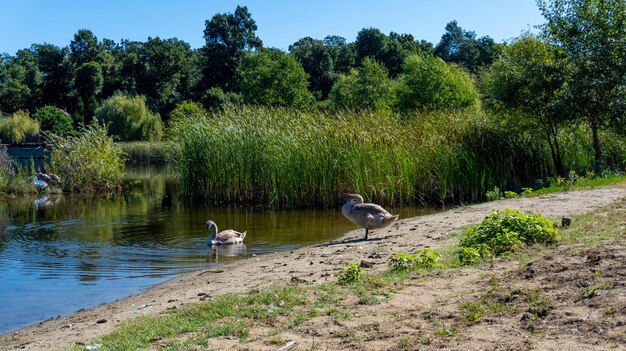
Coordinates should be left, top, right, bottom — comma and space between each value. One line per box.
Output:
0, 1, 624, 203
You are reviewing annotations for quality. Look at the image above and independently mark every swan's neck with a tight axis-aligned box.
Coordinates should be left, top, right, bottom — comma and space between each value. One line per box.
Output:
207, 223, 217, 242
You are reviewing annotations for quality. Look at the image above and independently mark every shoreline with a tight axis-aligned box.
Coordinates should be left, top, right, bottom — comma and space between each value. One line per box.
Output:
1, 187, 624, 351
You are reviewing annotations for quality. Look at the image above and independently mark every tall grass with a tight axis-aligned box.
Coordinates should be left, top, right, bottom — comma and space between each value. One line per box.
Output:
118, 141, 176, 165
170, 106, 559, 208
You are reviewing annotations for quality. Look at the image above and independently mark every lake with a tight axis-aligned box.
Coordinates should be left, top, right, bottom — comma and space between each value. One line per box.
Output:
0, 165, 432, 334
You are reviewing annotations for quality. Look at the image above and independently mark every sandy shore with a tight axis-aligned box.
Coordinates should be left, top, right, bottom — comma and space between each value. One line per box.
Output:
1, 187, 624, 351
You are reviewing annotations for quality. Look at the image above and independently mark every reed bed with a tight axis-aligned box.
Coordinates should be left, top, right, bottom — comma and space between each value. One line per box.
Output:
118, 141, 176, 165
169, 106, 607, 208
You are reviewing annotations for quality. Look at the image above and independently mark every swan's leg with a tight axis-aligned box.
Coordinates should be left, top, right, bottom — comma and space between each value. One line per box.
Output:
364, 228, 369, 240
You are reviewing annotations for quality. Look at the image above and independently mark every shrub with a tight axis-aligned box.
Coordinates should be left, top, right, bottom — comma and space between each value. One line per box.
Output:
48, 124, 126, 193
389, 248, 442, 272
168, 101, 207, 124
504, 191, 519, 199
95, 94, 164, 141
485, 186, 501, 201
33, 106, 74, 135
396, 54, 479, 111
0, 145, 15, 188
337, 263, 364, 285
0, 110, 40, 144
459, 209, 560, 265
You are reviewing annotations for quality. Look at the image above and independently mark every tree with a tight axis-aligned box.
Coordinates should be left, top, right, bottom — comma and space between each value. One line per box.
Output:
537, 0, 626, 173
136, 37, 196, 116
435, 21, 499, 73
238, 49, 313, 108
95, 94, 163, 141
33, 105, 74, 135
482, 35, 567, 175
0, 49, 43, 113
69, 29, 104, 67
33, 44, 73, 109
329, 57, 395, 110
396, 54, 479, 111
74, 61, 103, 122
201, 6, 262, 91
289, 37, 336, 99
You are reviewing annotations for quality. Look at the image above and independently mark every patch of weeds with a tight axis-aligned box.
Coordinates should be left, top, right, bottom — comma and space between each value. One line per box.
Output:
434, 325, 458, 337
270, 337, 286, 345
504, 191, 519, 199
327, 308, 352, 321
580, 282, 613, 299
331, 328, 350, 338
389, 248, 442, 273
458, 209, 560, 265
485, 186, 502, 201
337, 263, 364, 285
398, 336, 411, 349
418, 336, 431, 345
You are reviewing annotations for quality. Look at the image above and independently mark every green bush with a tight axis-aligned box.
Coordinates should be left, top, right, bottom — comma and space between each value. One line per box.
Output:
337, 263, 364, 285
459, 209, 560, 265
48, 124, 126, 193
389, 248, 442, 272
168, 101, 207, 123
396, 54, 479, 112
485, 186, 501, 201
504, 191, 519, 199
0, 110, 40, 144
95, 94, 164, 141
33, 106, 74, 135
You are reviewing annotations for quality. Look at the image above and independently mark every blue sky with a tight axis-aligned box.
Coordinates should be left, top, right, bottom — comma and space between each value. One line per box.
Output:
1, 0, 545, 55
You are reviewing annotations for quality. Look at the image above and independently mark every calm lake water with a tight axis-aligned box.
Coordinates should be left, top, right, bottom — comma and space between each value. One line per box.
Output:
0, 166, 432, 334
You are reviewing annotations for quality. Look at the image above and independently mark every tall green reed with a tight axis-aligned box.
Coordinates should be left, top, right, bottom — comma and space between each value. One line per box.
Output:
169, 105, 576, 208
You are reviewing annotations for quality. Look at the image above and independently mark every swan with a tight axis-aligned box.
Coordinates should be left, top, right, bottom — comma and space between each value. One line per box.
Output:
205, 220, 247, 245
341, 193, 399, 240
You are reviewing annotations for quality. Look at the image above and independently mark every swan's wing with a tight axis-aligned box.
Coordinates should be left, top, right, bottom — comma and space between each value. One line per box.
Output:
216, 229, 246, 242
353, 203, 396, 227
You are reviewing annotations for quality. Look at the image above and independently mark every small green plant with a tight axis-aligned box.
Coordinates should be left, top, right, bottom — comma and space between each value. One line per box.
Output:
521, 187, 534, 196
338, 263, 364, 285
485, 186, 501, 201
389, 248, 441, 272
504, 191, 519, 199
458, 209, 560, 265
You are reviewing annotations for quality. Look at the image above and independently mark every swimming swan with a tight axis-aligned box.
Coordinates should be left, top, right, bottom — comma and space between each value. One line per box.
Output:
341, 194, 399, 240
205, 220, 247, 245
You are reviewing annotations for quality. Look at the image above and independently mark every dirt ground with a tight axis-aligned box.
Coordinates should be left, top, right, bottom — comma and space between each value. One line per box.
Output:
1, 188, 625, 351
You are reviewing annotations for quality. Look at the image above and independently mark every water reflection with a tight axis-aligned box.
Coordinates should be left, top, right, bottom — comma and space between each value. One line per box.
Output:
0, 165, 434, 333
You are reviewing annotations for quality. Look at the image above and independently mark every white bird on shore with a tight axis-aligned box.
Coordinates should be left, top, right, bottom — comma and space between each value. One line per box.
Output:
205, 220, 247, 245
341, 193, 399, 240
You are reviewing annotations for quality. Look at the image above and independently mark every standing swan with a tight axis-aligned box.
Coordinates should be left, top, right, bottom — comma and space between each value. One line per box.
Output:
341, 194, 399, 240
205, 220, 247, 245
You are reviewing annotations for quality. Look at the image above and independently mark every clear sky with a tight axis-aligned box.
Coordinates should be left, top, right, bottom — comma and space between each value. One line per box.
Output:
1, 0, 545, 55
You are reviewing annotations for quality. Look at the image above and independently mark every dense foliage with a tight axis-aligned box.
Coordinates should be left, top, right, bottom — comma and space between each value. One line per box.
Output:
48, 124, 126, 193
33, 105, 74, 135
